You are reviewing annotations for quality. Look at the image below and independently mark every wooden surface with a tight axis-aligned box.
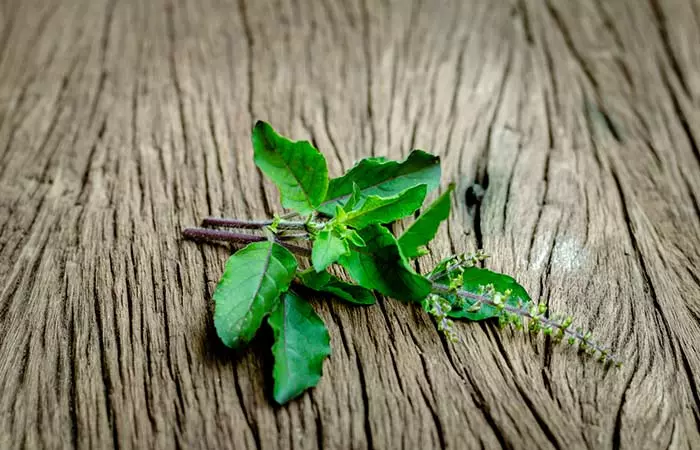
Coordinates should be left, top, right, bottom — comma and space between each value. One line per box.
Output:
0, 0, 699, 448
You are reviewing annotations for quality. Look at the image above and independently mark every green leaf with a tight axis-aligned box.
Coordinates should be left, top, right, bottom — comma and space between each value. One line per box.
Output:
312, 229, 349, 272
343, 184, 427, 229
213, 241, 298, 349
398, 183, 454, 258
343, 183, 362, 210
343, 229, 366, 247
445, 267, 530, 320
297, 269, 376, 305
268, 291, 331, 404
338, 225, 432, 302
318, 150, 440, 215
252, 121, 329, 214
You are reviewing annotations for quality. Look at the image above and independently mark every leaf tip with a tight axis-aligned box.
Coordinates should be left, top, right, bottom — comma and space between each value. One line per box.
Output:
253, 120, 269, 131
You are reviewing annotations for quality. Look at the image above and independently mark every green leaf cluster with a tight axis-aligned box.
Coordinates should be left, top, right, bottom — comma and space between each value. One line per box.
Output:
211, 121, 450, 403
194, 121, 618, 405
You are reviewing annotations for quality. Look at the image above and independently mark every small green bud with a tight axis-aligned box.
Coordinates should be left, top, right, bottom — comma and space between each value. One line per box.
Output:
493, 293, 504, 306
467, 302, 482, 313
528, 304, 539, 317
528, 318, 541, 334
438, 296, 451, 310
269, 215, 282, 232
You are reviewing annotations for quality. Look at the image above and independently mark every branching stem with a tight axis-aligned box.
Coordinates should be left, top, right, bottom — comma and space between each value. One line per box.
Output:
182, 227, 311, 256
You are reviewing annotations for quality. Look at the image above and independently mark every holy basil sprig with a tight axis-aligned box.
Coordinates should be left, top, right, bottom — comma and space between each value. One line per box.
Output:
183, 121, 620, 405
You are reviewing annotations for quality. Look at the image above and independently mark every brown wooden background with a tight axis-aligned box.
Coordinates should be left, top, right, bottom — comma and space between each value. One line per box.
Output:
0, 0, 699, 448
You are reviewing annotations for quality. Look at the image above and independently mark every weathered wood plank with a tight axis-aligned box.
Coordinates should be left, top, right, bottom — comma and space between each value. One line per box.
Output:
0, 0, 698, 448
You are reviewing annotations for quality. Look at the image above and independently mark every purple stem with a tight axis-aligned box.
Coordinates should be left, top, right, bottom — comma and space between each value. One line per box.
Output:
182, 227, 311, 257
201, 217, 307, 229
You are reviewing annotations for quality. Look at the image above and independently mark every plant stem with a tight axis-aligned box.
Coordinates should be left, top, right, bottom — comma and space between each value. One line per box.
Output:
201, 217, 309, 230
182, 227, 311, 256
277, 232, 311, 240
431, 282, 619, 364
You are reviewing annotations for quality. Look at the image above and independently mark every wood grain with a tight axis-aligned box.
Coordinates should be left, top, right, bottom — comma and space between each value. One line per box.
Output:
0, 0, 699, 448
